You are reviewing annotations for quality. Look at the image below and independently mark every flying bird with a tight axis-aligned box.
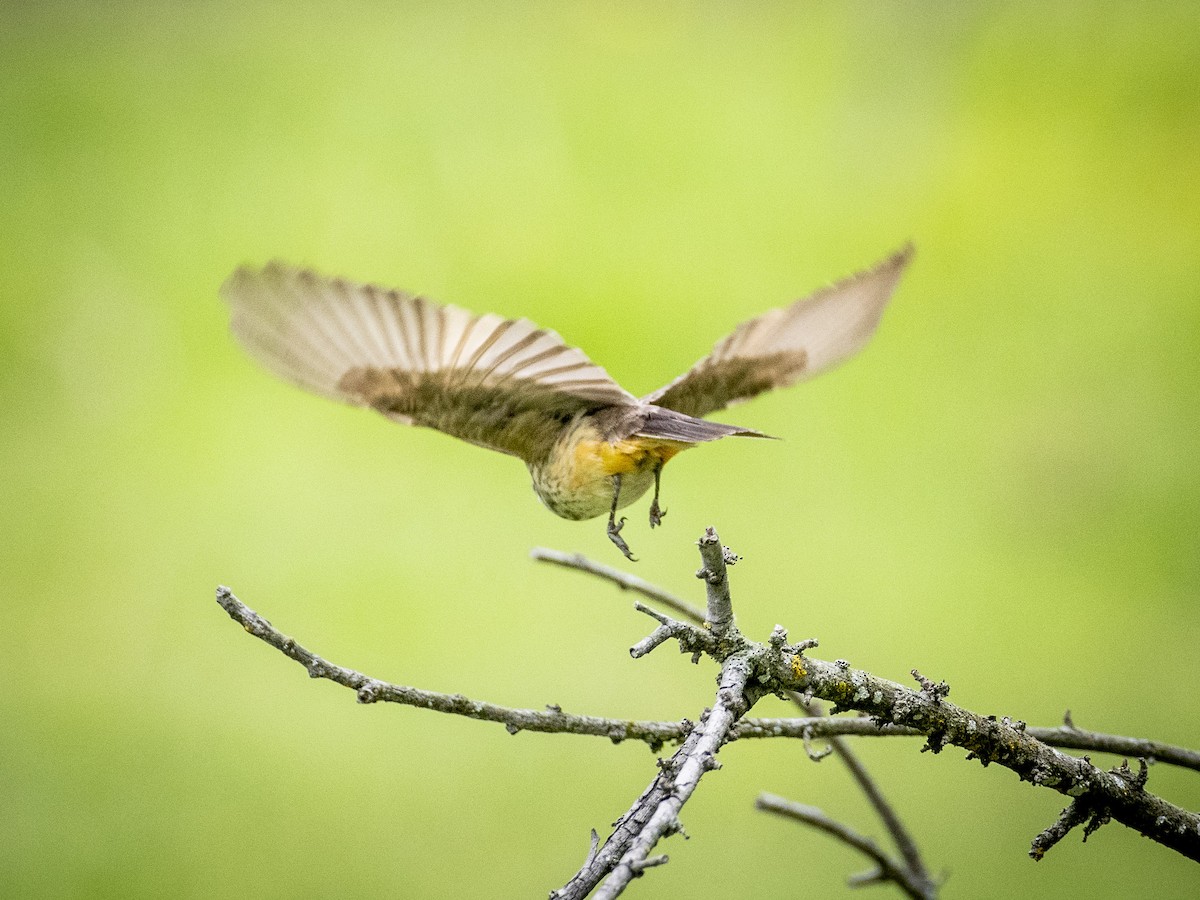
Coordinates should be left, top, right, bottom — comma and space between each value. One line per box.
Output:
222, 245, 913, 559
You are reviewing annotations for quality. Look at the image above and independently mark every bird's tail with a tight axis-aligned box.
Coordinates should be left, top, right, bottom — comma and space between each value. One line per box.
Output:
635, 406, 774, 443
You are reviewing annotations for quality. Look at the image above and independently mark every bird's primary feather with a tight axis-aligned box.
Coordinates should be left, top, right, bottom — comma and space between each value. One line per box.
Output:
643, 244, 914, 419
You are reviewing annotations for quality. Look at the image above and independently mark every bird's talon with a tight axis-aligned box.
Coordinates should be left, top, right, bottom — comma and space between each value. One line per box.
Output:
607, 523, 636, 561
649, 502, 667, 528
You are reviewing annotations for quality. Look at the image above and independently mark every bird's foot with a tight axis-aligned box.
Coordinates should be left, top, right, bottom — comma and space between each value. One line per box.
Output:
607, 516, 636, 561
648, 499, 667, 529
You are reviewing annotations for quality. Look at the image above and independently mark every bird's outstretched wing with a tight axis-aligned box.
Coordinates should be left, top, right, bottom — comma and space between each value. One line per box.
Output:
643, 245, 914, 419
222, 262, 637, 463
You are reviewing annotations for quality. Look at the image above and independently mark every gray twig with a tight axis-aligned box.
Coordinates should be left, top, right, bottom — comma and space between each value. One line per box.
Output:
757, 793, 933, 900
1029, 797, 1094, 860
1025, 725, 1200, 773
214, 586, 690, 751
531, 547, 707, 624
595, 653, 753, 898
695, 527, 737, 634
1030, 758, 1149, 860
730, 716, 1200, 774
554, 651, 756, 900
786, 693, 936, 897
735, 716, 919, 740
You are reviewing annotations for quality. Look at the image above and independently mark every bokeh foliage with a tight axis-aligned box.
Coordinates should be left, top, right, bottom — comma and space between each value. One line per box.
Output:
2, 2, 1198, 897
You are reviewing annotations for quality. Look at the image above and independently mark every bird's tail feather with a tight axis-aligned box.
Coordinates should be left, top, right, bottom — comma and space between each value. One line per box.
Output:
635, 406, 774, 443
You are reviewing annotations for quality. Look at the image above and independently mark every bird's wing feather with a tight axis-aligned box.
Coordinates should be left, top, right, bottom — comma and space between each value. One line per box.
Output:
643, 245, 914, 419
222, 262, 637, 462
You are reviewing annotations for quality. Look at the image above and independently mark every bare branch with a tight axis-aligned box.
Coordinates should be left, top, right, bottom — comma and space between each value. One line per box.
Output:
1030, 759, 1149, 860
629, 601, 717, 662
554, 652, 756, 900
785, 693, 936, 895
757, 793, 933, 900
551, 759, 677, 899
214, 586, 690, 751
630, 623, 682, 659
1025, 725, 1200, 773
535, 549, 1200, 772
595, 652, 752, 898
531, 547, 707, 624
735, 716, 919, 740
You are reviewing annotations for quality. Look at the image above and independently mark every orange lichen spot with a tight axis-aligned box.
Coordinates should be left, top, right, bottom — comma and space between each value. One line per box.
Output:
791, 655, 807, 680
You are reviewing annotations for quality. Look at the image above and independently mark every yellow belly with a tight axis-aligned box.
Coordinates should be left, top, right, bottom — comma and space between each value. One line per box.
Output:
585, 437, 683, 478
530, 433, 688, 521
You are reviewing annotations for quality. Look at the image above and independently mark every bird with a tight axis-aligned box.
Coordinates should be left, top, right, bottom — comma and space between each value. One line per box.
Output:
222, 244, 913, 560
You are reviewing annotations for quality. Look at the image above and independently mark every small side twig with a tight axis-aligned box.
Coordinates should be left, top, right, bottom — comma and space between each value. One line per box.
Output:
787, 693, 936, 897
531, 547, 707, 624
1029, 797, 1095, 860
757, 793, 932, 900
630, 601, 716, 660
1030, 758, 1150, 860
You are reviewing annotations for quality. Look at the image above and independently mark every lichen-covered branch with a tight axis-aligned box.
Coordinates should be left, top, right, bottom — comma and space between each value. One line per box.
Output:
532, 551, 1200, 775
532, 530, 1200, 876
550, 653, 757, 899
593, 653, 755, 899
769, 655, 1200, 862
727, 716, 1200, 773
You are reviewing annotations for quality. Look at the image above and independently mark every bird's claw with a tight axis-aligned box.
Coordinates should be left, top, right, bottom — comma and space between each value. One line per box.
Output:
648, 500, 667, 529
607, 516, 636, 561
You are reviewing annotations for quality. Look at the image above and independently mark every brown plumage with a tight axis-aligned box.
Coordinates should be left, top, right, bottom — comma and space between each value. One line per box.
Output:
222, 244, 914, 558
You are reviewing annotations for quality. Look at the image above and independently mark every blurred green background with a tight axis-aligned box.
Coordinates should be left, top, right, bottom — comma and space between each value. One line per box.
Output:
3, 2, 1198, 897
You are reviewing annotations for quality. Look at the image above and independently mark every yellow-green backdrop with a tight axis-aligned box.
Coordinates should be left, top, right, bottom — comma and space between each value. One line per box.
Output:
3, 3, 1198, 897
